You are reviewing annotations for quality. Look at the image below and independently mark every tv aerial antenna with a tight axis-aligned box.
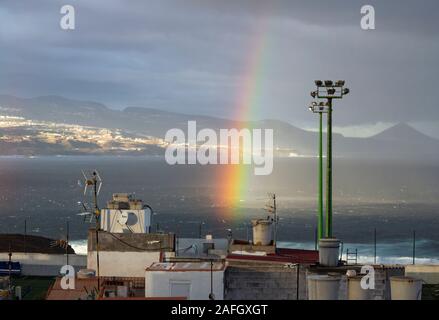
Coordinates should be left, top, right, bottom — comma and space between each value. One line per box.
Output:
77, 170, 103, 224
77, 169, 103, 291
265, 193, 278, 248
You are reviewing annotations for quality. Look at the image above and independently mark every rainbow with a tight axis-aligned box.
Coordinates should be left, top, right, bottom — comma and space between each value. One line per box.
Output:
217, 19, 271, 218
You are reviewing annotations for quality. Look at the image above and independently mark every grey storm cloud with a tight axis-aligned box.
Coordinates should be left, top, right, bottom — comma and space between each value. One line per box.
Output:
1, 0, 439, 128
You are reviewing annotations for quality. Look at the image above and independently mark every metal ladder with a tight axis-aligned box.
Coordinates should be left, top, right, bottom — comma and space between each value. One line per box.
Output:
346, 248, 358, 265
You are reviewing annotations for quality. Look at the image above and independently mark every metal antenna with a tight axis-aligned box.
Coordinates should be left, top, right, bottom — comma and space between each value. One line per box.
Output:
81, 170, 103, 292
265, 193, 277, 248
8, 243, 12, 292
66, 220, 69, 266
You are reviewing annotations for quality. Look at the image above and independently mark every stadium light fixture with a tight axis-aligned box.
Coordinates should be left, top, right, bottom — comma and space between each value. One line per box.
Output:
309, 80, 349, 238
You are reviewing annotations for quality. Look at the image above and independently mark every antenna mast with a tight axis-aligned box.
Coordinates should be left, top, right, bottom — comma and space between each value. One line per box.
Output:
265, 193, 278, 249
82, 170, 103, 293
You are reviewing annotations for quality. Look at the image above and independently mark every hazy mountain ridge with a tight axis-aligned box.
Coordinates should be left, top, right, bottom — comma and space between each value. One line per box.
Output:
0, 95, 438, 159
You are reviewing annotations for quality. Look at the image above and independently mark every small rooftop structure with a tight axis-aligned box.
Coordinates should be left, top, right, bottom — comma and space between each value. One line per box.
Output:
101, 193, 153, 233
105, 193, 144, 210
229, 239, 276, 255
176, 237, 229, 258
145, 261, 225, 300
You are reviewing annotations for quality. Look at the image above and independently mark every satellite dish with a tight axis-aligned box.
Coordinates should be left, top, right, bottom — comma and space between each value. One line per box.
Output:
117, 211, 129, 226
126, 212, 138, 226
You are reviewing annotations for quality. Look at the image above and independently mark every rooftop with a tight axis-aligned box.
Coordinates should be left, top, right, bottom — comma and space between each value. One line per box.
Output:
46, 278, 99, 300
227, 248, 319, 264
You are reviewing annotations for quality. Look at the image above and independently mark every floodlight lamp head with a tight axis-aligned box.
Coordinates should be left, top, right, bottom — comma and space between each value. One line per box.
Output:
315, 80, 323, 86
335, 80, 345, 87
327, 88, 336, 95
342, 88, 350, 95
324, 80, 333, 87
311, 91, 317, 98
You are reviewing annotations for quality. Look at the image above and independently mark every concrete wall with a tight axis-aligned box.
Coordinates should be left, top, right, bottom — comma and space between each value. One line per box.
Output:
145, 270, 224, 300
88, 230, 175, 252
86, 230, 175, 277
0, 253, 86, 276
224, 261, 308, 300
87, 251, 163, 277
405, 265, 439, 284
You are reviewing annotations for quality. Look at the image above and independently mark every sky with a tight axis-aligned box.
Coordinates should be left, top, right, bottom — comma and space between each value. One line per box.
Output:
1, 0, 439, 137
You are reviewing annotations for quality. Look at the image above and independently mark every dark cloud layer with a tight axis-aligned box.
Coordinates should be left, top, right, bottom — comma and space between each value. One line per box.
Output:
1, 0, 438, 129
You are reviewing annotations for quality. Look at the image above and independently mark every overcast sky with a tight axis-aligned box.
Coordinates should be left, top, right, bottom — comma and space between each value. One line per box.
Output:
1, 0, 439, 137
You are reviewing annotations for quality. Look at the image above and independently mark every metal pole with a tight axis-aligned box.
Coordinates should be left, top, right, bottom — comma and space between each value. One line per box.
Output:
66, 221, 69, 266
273, 194, 277, 248
93, 174, 100, 292
209, 260, 215, 300
24, 219, 27, 254
326, 98, 333, 238
314, 227, 317, 251
374, 228, 377, 264
296, 264, 300, 300
318, 112, 324, 240
412, 230, 416, 265
210, 260, 213, 297
8, 243, 12, 292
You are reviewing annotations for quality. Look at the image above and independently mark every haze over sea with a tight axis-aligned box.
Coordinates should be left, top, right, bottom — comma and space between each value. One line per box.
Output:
0, 156, 438, 264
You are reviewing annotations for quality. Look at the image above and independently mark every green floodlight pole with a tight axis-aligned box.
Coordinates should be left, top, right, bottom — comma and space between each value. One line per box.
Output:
318, 111, 324, 240
326, 97, 333, 238
308, 101, 327, 241
311, 80, 349, 239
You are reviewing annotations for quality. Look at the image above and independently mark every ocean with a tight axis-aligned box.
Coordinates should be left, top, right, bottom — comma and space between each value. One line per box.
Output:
0, 155, 438, 264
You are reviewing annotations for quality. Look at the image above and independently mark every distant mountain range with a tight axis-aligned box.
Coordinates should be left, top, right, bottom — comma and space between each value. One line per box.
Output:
1, 94, 439, 159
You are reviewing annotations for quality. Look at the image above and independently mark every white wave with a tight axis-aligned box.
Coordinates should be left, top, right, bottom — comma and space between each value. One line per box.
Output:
70, 239, 87, 255
70, 239, 439, 265
278, 241, 439, 265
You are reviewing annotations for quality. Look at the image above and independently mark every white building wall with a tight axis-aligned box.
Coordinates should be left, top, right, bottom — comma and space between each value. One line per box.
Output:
87, 251, 162, 277
145, 270, 224, 300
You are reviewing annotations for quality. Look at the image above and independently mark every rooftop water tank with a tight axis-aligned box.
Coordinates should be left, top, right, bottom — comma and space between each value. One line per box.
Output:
307, 274, 341, 300
318, 238, 340, 267
390, 276, 423, 300
347, 275, 372, 300
252, 219, 273, 246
